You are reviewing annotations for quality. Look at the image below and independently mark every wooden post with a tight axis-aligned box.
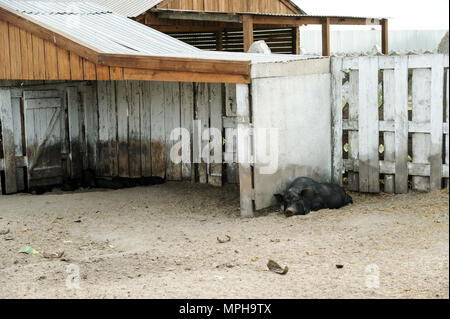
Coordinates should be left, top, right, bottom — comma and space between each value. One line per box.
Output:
381, 19, 389, 55
321, 18, 330, 56
292, 27, 300, 55
236, 84, 254, 218
243, 15, 254, 52
216, 31, 223, 51
331, 57, 343, 185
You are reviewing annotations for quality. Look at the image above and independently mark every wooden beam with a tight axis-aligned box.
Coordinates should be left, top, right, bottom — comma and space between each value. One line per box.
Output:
156, 10, 241, 23
322, 17, 330, 56
329, 17, 382, 25
243, 15, 254, 52
150, 9, 383, 27
251, 15, 320, 26
251, 15, 381, 26
123, 68, 250, 84
98, 54, 250, 76
381, 19, 389, 55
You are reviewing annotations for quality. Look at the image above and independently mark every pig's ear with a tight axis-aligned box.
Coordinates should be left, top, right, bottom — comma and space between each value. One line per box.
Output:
300, 188, 315, 198
274, 193, 284, 203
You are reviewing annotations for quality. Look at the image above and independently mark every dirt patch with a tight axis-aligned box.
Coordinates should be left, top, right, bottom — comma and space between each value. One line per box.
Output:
0, 183, 448, 299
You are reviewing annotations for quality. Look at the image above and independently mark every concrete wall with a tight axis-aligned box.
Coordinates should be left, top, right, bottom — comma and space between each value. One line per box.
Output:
250, 59, 332, 210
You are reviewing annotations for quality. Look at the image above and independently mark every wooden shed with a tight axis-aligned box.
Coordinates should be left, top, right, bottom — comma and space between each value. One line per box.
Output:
0, 0, 333, 218
83, 0, 389, 56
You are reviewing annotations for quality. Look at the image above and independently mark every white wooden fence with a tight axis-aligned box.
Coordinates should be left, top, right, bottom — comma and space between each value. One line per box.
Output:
332, 54, 449, 193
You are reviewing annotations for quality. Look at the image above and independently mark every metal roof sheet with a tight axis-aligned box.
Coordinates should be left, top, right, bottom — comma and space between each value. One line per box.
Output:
49, 0, 306, 17
59, 0, 165, 17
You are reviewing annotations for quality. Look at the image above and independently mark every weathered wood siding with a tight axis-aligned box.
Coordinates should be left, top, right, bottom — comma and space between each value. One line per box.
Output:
0, 80, 233, 194
332, 54, 449, 193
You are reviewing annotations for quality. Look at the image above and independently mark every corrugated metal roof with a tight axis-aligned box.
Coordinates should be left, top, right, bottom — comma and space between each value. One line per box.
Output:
49, 0, 306, 17
54, 0, 165, 17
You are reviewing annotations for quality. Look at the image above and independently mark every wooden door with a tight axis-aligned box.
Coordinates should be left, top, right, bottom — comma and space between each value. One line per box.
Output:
23, 90, 64, 187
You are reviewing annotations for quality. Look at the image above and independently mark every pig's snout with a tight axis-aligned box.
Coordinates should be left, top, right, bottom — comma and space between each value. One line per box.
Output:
285, 206, 298, 217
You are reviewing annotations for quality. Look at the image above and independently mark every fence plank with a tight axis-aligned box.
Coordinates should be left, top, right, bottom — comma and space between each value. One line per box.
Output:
331, 57, 343, 185
394, 56, 409, 194
347, 70, 359, 191
82, 83, 98, 171
0, 88, 17, 194
141, 81, 152, 177
164, 82, 181, 181
180, 82, 194, 181
97, 81, 118, 177
225, 83, 238, 184
11, 97, 25, 191
116, 81, 129, 177
150, 82, 166, 178
209, 83, 223, 187
411, 69, 431, 191
358, 56, 380, 193
429, 55, 444, 190
67, 86, 83, 179
196, 83, 210, 184
129, 81, 142, 178
383, 70, 396, 193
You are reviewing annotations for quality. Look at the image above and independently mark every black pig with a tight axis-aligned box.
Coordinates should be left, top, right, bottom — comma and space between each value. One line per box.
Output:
274, 177, 353, 217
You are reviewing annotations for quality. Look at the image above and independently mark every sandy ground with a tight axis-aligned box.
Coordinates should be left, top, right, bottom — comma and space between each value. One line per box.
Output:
0, 182, 448, 299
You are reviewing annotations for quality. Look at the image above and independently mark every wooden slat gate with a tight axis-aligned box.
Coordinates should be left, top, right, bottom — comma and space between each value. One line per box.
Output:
23, 90, 65, 187
331, 54, 449, 193
1, 83, 89, 194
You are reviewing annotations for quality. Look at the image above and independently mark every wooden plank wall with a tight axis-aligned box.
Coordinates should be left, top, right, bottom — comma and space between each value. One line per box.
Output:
0, 80, 236, 194
332, 54, 449, 193
94, 80, 229, 183
157, 0, 300, 14
0, 20, 120, 82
